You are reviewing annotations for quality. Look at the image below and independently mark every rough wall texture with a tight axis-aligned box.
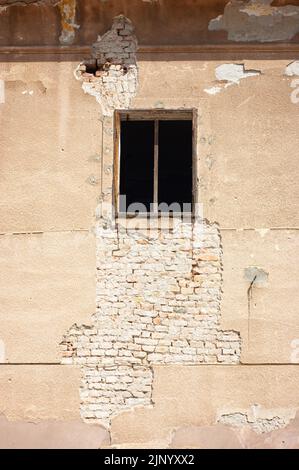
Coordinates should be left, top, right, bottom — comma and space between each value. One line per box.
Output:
1, 0, 299, 450
1, 54, 299, 447
58, 0, 78, 45
61, 220, 241, 427
218, 405, 296, 434
2, 0, 299, 48
75, 15, 138, 116
110, 365, 299, 448
209, 0, 299, 42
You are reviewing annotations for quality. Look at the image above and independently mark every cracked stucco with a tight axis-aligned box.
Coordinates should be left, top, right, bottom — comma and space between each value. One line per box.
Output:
61, 220, 241, 428
218, 405, 297, 434
209, 0, 299, 42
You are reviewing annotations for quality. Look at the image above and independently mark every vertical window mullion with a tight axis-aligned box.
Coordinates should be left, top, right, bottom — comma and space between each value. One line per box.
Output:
153, 119, 159, 213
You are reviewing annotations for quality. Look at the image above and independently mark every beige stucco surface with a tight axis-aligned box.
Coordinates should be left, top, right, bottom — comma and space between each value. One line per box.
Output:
111, 365, 299, 446
0, 416, 109, 449
0, 48, 298, 447
0, 230, 95, 362
0, 62, 100, 233
0, 365, 81, 421
221, 229, 299, 364
0, 364, 110, 448
170, 418, 299, 449
201, 67, 299, 228
2, 60, 298, 233
135, 59, 299, 228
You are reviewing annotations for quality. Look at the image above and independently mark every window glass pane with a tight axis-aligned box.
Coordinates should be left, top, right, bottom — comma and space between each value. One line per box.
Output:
158, 120, 193, 212
120, 121, 154, 212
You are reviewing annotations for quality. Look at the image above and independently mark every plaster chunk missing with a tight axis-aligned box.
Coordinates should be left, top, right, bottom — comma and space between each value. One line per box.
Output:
75, 15, 138, 116
285, 61, 299, 76
244, 266, 269, 287
215, 64, 261, 83
204, 85, 223, 95
209, 1, 299, 42
204, 64, 261, 95
61, 221, 241, 428
218, 405, 297, 434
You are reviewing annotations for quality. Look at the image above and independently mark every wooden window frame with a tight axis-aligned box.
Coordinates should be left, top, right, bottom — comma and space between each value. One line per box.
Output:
113, 109, 198, 218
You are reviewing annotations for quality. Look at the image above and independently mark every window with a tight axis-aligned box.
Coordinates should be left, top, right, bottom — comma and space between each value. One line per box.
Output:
114, 110, 195, 215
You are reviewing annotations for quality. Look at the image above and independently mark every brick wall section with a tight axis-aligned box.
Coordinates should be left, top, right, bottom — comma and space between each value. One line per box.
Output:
75, 15, 138, 116
61, 220, 241, 427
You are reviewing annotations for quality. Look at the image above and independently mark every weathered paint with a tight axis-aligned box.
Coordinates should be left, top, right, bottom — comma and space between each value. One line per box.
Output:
0, 0, 299, 450
209, 0, 299, 42
58, 0, 79, 45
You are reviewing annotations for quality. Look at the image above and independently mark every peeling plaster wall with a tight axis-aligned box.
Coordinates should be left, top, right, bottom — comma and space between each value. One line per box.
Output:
218, 406, 296, 434
1, 0, 299, 47
0, 0, 299, 450
75, 15, 138, 116
110, 365, 299, 448
285, 60, 299, 76
61, 220, 240, 427
62, 23, 241, 430
58, 0, 78, 45
204, 63, 261, 94
209, 0, 299, 42
1, 53, 299, 448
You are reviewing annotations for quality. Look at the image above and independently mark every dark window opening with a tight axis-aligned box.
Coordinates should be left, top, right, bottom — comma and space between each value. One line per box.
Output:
120, 121, 154, 212
158, 121, 193, 210
118, 115, 193, 214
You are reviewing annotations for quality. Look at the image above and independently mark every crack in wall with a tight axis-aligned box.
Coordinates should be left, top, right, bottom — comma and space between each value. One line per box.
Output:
209, 0, 299, 42
247, 274, 256, 344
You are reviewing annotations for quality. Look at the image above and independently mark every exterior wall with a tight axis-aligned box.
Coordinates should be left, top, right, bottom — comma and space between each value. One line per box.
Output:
61, 221, 240, 427
2, 1, 298, 48
0, 0, 299, 449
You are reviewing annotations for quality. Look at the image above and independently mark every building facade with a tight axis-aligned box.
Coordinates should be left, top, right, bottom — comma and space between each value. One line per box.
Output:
0, 0, 299, 448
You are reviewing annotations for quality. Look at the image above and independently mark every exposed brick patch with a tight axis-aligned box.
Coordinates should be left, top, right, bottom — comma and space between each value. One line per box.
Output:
74, 15, 138, 116
61, 220, 241, 428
